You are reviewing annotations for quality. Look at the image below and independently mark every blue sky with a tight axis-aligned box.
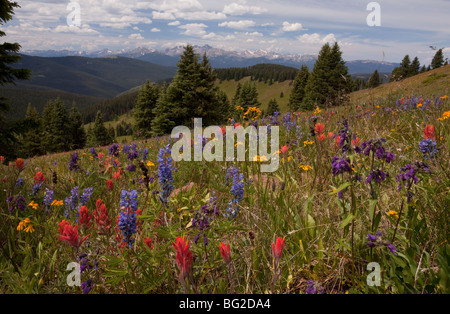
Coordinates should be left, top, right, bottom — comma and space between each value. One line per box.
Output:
4, 0, 450, 64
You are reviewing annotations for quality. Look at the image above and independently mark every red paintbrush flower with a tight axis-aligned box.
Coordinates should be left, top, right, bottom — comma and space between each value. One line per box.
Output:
219, 242, 231, 265
79, 206, 92, 228
58, 220, 89, 250
280, 145, 289, 154
424, 125, 436, 140
34, 171, 46, 185
317, 133, 326, 142
315, 123, 325, 135
93, 199, 112, 234
271, 237, 285, 264
173, 236, 193, 280
144, 237, 154, 250
15, 158, 25, 171
106, 179, 114, 190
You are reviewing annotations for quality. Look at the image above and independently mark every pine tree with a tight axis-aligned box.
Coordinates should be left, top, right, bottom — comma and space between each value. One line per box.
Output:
431, 49, 444, 69
367, 69, 381, 88
288, 65, 309, 111
68, 104, 86, 150
390, 55, 412, 82
133, 80, 160, 139
267, 98, 280, 116
304, 42, 350, 109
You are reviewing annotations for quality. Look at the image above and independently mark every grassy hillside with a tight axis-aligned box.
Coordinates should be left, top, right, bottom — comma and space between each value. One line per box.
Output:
350, 64, 450, 105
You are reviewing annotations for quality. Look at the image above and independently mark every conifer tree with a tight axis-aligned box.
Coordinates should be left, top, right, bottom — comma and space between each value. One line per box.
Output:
303, 42, 350, 109
238, 81, 261, 111
431, 49, 444, 69
367, 69, 381, 88
288, 65, 309, 111
133, 80, 160, 139
42, 98, 70, 153
68, 104, 86, 150
232, 82, 242, 108
410, 57, 421, 76
19, 104, 44, 157
92, 111, 112, 146
267, 98, 280, 116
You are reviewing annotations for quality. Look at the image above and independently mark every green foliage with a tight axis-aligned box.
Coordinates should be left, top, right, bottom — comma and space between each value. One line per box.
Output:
88, 110, 113, 147
215, 64, 298, 83
367, 70, 381, 88
266, 98, 280, 116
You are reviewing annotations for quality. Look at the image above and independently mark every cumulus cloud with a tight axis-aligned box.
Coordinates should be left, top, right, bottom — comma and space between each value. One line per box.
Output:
219, 20, 256, 30
223, 2, 267, 15
297, 33, 336, 44
282, 21, 303, 32
151, 28, 161, 32
178, 23, 208, 37
128, 33, 144, 40
168, 21, 181, 26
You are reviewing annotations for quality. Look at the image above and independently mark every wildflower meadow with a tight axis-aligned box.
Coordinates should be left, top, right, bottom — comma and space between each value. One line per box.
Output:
0, 94, 449, 296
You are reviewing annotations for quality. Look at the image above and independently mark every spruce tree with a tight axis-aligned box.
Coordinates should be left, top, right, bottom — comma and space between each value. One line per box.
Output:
367, 69, 381, 88
19, 104, 44, 157
431, 49, 444, 69
304, 42, 350, 109
410, 57, 421, 76
92, 111, 112, 146
238, 81, 261, 111
133, 80, 160, 139
232, 82, 242, 108
0, 0, 31, 159
42, 98, 70, 153
68, 104, 86, 150
267, 98, 280, 116
288, 65, 309, 111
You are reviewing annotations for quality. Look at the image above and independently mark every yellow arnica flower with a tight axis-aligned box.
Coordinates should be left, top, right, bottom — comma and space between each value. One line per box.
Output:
299, 165, 312, 171
303, 141, 314, 147
24, 225, 35, 233
440, 95, 448, 100
147, 161, 155, 167
28, 201, 39, 210
253, 155, 268, 162
388, 210, 399, 219
437, 111, 450, 121
314, 107, 322, 114
417, 104, 423, 108
51, 200, 64, 206
17, 218, 34, 233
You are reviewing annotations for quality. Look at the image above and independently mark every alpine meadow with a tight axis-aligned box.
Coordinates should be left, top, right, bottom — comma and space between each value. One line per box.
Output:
1, 0, 450, 299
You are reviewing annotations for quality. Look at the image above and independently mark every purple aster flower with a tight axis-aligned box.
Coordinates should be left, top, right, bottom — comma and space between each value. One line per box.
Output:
7, 195, 26, 213
331, 157, 352, 177
126, 164, 136, 172
385, 243, 398, 256
366, 169, 389, 184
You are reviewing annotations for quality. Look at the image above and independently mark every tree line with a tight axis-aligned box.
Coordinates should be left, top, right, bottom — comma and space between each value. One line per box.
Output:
215, 64, 299, 84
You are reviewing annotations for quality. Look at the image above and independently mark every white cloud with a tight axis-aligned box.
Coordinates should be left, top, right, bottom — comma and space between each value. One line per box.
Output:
178, 23, 208, 37
282, 21, 303, 32
168, 21, 181, 26
151, 28, 161, 32
218, 20, 256, 30
152, 11, 176, 20
53, 24, 99, 34
129, 33, 144, 40
297, 33, 336, 44
223, 3, 267, 15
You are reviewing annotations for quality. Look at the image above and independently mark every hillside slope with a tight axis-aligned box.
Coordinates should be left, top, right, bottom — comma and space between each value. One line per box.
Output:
11, 55, 177, 98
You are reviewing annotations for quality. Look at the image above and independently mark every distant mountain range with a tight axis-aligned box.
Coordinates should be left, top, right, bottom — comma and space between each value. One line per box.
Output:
23, 45, 399, 74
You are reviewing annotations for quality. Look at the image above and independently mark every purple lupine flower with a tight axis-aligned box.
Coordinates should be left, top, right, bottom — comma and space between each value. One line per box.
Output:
385, 243, 398, 256
306, 280, 325, 294
80, 187, 93, 206
15, 178, 24, 188
118, 210, 137, 248
7, 195, 26, 213
108, 143, 120, 157
142, 148, 149, 161
120, 190, 138, 212
126, 164, 136, 172
331, 157, 352, 177
225, 167, 246, 219
81, 278, 93, 294
69, 153, 80, 172
158, 145, 175, 208
31, 183, 43, 196
419, 139, 439, 160
43, 188, 54, 207
366, 169, 389, 184
90, 147, 98, 158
